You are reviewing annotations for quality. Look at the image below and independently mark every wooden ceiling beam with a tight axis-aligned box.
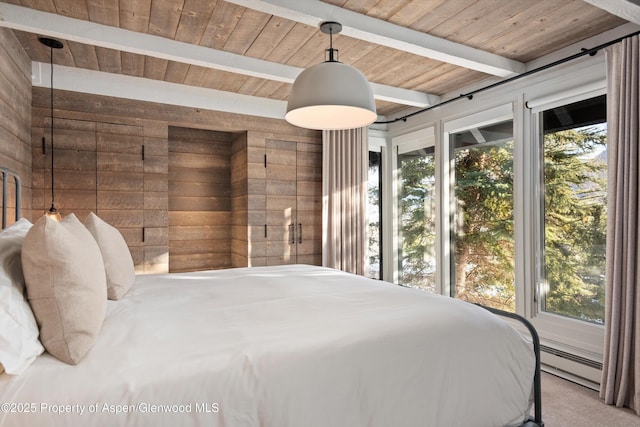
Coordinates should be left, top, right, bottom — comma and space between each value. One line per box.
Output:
32, 61, 288, 119
581, 0, 640, 25
0, 2, 438, 108
0, 3, 299, 81
224, 0, 525, 77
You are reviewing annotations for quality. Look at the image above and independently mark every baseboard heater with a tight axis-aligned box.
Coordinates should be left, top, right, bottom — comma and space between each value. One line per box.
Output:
540, 344, 602, 370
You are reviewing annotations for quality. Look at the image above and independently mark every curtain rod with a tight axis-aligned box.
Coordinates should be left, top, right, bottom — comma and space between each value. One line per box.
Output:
375, 30, 640, 125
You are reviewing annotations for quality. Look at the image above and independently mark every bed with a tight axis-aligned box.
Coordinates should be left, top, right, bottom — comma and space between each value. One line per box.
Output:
0, 170, 543, 427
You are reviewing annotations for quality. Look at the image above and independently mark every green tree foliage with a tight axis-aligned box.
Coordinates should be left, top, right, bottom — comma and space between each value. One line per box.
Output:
450, 127, 606, 320
453, 141, 515, 311
543, 127, 606, 323
367, 163, 381, 279
392, 127, 606, 322
398, 153, 436, 291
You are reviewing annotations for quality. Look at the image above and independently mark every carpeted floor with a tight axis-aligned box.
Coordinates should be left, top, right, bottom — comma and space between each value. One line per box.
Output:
540, 371, 640, 426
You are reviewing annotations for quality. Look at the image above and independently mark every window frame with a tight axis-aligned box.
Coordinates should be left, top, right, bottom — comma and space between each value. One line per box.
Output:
389, 127, 437, 287
366, 148, 383, 280
528, 88, 607, 359
442, 104, 516, 300
371, 46, 613, 383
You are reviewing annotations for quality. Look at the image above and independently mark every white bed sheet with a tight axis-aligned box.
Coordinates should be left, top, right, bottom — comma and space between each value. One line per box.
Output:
0, 265, 534, 427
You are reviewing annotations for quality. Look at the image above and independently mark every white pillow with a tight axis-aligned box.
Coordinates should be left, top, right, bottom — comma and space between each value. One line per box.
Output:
22, 214, 107, 365
0, 219, 44, 374
84, 212, 135, 300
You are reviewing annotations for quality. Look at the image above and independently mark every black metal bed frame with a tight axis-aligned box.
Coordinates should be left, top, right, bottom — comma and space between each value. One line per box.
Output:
0, 166, 22, 229
476, 304, 544, 427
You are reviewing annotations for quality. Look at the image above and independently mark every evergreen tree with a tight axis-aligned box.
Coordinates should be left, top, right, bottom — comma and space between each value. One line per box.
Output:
453, 140, 515, 311
543, 127, 606, 323
392, 126, 606, 322
398, 153, 436, 291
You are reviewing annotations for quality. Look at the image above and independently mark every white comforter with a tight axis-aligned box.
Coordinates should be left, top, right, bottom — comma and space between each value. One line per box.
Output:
0, 265, 534, 427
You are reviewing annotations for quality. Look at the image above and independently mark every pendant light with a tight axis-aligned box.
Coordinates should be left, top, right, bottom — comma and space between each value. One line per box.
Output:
39, 36, 64, 221
285, 22, 376, 130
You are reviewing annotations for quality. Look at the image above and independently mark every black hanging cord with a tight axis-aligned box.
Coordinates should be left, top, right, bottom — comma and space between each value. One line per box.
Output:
49, 42, 55, 207
375, 30, 640, 125
329, 26, 339, 62
39, 37, 64, 213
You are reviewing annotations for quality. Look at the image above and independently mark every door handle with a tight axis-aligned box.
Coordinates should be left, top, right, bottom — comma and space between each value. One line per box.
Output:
298, 223, 302, 244
289, 223, 295, 244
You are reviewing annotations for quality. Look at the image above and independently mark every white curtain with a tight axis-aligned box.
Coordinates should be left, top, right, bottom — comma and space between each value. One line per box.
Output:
322, 128, 368, 275
600, 34, 640, 414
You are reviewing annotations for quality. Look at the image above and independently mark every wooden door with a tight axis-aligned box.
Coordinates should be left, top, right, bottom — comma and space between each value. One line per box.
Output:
96, 123, 144, 267
32, 119, 147, 269
265, 139, 298, 265
264, 138, 322, 266
295, 141, 322, 265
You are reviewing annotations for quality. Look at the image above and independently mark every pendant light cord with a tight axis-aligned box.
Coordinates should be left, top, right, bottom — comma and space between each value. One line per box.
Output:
49, 43, 55, 207
328, 27, 334, 61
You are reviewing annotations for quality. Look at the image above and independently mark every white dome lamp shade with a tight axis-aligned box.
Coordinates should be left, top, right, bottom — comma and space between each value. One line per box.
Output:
286, 22, 377, 130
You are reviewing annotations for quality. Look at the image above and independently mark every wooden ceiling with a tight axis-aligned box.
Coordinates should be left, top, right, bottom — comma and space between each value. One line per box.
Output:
0, 0, 631, 118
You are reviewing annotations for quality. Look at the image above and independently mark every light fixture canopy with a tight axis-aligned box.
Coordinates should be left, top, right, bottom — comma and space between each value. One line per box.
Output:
45, 205, 61, 222
39, 36, 64, 221
285, 22, 376, 130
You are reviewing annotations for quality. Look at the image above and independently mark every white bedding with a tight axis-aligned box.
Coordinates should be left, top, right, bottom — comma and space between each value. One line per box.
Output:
0, 265, 534, 427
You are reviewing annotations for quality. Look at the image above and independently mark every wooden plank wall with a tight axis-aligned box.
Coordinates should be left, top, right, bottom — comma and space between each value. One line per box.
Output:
0, 28, 32, 226
29, 87, 321, 274
168, 126, 234, 272
31, 115, 170, 273
230, 132, 250, 267
32, 118, 99, 220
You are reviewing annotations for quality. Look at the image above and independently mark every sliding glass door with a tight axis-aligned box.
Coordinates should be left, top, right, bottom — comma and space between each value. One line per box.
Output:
449, 119, 516, 311
378, 92, 607, 381
396, 146, 437, 291
539, 95, 607, 324
367, 151, 382, 279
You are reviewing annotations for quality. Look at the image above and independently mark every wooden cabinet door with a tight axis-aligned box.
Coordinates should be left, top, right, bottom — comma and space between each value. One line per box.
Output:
295, 142, 322, 266
32, 119, 153, 271
264, 139, 322, 266
96, 123, 145, 269
265, 139, 298, 265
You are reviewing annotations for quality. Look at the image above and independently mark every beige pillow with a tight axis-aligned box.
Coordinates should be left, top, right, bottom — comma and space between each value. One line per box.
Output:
22, 214, 107, 365
84, 212, 135, 300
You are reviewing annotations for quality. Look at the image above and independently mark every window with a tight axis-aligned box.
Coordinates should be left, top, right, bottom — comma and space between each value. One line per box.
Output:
367, 151, 382, 279
381, 84, 607, 380
450, 119, 515, 311
540, 95, 607, 324
397, 147, 436, 291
